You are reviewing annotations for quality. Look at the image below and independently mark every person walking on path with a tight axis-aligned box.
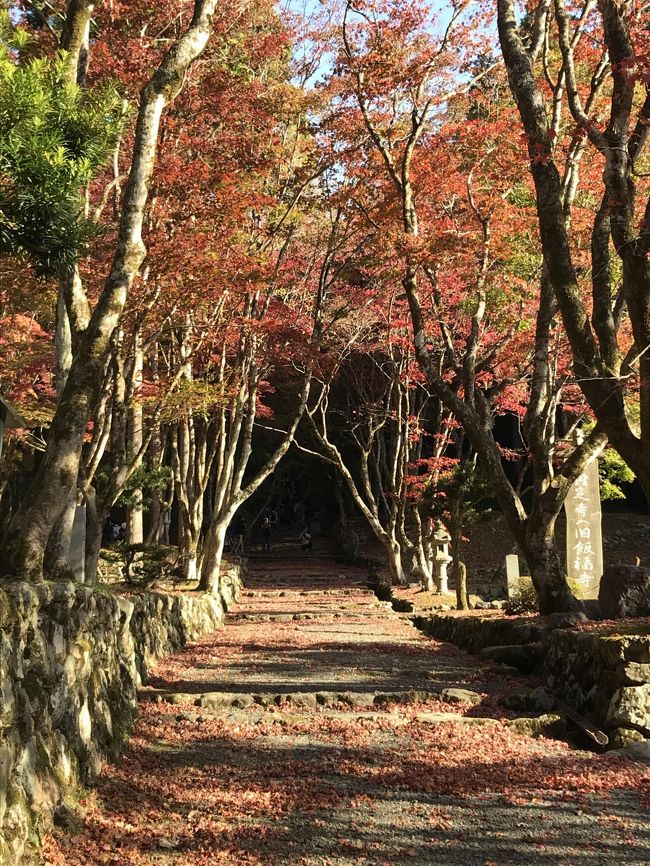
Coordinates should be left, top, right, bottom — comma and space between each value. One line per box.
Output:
260, 516, 272, 554
299, 527, 312, 552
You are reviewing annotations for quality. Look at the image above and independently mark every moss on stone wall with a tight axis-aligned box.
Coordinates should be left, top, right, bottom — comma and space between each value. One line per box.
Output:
414, 612, 650, 742
0, 560, 243, 865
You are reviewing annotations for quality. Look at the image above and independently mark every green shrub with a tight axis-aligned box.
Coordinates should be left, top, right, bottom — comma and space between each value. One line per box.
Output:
0, 29, 124, 275
505, 575, 585, 614
504, 576, 538, 615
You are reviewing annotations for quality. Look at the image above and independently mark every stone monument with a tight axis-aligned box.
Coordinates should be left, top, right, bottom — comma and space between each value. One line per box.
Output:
564, 453, 603, 599
505, 553, 520, 598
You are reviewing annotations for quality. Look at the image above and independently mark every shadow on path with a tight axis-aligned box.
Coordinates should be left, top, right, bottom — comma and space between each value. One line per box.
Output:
43, 559, 650, 866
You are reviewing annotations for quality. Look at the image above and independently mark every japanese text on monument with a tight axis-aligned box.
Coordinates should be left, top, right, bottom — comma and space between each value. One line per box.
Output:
564, 457, 603, 599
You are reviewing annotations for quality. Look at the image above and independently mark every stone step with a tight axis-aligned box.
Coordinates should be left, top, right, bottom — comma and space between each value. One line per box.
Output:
242, 588, 372, 597
139, 686, 487, 711
229, 610, 388, 622
167, 705, 564, 741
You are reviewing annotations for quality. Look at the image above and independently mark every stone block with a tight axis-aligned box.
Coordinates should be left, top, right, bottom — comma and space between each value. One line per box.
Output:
599, 564, 650, 618
165, 692, 198, 706
616, 662, 650, 685
373, 692, 403, 706
288, 692, 318, 709
440, 687, 482, 706
607, 685, 650, 733
478, 643, 543, 673
230, 694, 254, 709
613, 739, 650, 763
506, 714, 565, 739
500, 687, 555, 713
543, 612, 588, 630
200, 692, 239, 709
609, 727, 646, 749
347, 692, 376, 708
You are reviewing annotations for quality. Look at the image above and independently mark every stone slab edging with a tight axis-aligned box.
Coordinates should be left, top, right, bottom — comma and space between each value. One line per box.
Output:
0, 562, 243, 865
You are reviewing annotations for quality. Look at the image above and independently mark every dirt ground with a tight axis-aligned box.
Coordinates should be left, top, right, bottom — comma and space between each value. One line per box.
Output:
43, 559, 650, 866
462, 512, 650, 575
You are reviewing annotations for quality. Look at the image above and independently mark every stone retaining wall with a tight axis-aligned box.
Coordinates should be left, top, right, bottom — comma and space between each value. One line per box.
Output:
413, 613, 543, 654
544, 626, 650, 741
414, 612, 650, 743
0, 563, 243, 865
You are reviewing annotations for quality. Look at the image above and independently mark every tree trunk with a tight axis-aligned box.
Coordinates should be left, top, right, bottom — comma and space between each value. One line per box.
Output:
450, 495, 468, 610
523, 512, 577, 614
0, 398, 91, 580
198, 519, 228, 594
450, 526, 468, 611
455, 560, 468, 611
127, 332, 144, 544
184, 542, 199, 583
44, 502, 77, 580
44, 293, 78, 580
385, 537, 408, 586
179, 514, 201, 582
84, 494, 105, 583
85, 521, 103, 585
43, 4, 97, 581
421, 573, 434, 592
146, 424, 167, 544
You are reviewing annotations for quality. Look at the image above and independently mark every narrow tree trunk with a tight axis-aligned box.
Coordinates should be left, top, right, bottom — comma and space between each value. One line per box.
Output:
385, 537, 408, 586
84, 493, 105, 583
449, 495, 468, 610
127, 332, 144, 544
44, 503, 77, 580
184, 541, 200, 583
85, 521, 103, 584
44, 293, 78, 580
455, 560, 468, 611
180, 514, 201, 582
199, 519, 228, 594
146, 425, 164, 543
450, 530, 468, 611
420, 559, 434, 593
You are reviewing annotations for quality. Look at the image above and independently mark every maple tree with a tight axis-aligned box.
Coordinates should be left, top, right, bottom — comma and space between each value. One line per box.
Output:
313, 0, 615, 612
497, 0, 650, 495
306, 281, 458, 587
0, 0, 331, 590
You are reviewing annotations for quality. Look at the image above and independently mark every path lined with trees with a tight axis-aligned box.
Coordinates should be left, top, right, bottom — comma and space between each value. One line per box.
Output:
43, 560, 649, 866
1, 0, 649, 615
2, 2, 650, 862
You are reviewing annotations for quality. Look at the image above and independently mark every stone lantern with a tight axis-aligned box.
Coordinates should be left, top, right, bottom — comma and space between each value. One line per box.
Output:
433, 524, 452, 593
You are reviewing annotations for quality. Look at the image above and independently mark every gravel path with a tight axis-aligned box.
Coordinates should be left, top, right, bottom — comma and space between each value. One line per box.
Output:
43, 560, 650, 866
